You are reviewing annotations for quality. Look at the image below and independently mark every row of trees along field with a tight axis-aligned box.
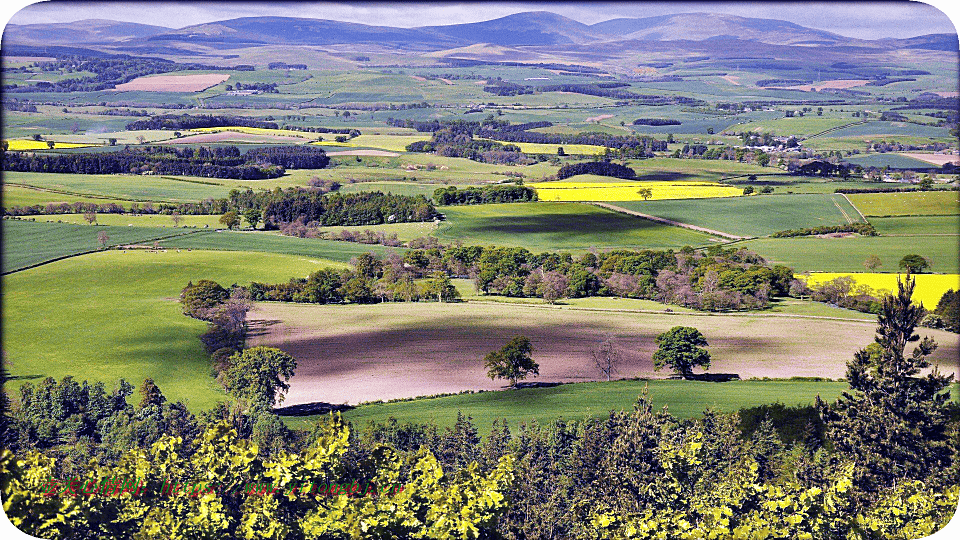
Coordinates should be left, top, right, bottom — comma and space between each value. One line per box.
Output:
1, 145, 330, 180
225, 188, 439, 227
237, 245, 797, 311
2, 278, 956, 538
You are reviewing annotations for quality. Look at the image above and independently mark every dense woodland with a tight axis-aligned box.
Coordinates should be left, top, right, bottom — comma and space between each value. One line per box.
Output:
2, 278, 957, 539
432, 184, 537, 205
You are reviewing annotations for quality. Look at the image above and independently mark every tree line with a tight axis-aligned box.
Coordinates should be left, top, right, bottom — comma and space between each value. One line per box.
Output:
2, 145, 329, 180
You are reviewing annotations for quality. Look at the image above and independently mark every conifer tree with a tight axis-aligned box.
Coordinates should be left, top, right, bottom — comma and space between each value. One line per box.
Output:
819, 276, 954, 497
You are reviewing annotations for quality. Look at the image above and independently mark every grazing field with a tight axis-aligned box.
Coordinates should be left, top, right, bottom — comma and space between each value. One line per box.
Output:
844, 153, 941, 169
288, 379, 853, 432
482, 139, 607, 155
4, 171, 236, 203
2, 249, 335, 411
801, 272, 960, 308
529, 179, 742, 202
847, 191, 959, 217
870, 215, 960, 235
738, 235, 960, 274
608, 194, 862, 238
3, 139, 98, 150
247, 300, 959, 407
2, 184, 135, 209
1, 219, 198, 273
338, 181, 444, 197
157, 230, 404, 262
33, 213, 224, 229
113, 73, 230, 92
435, 202, 719, 251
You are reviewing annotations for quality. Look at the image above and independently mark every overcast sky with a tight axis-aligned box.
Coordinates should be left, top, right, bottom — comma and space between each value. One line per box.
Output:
2, 1, 958, 39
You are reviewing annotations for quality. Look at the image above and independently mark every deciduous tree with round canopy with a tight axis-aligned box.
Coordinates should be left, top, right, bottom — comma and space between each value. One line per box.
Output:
484, 335, 538, 387
652, 326, 711, 379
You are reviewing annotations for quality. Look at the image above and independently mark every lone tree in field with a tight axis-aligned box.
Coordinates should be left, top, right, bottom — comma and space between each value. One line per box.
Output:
223, 346, 298, 407
83, 211, 97, 225
637, 187, 653, 201
96, 231, 110, 249
898, 254, 930, 274
818, 276, 954, 496
171, 211, 183, 227
484, 335, 538, 387
652, 326, 711, 379
593, 334, 621, 382
219, 211, 240, 230
864, 254, 882, 271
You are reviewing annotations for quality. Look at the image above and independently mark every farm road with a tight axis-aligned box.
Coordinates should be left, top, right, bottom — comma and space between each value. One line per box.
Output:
591, 202, 749, 240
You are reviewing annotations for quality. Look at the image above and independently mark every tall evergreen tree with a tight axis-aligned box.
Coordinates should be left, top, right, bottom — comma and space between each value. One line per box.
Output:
819, 276, 955, 497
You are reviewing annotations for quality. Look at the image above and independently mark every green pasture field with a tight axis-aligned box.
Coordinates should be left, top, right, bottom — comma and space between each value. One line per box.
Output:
301, 379, 851, 433
869, 215, 960, 236
737, 235, 960, 273
435, 202, 719, 251
1, 219, 199, 273
33, 213, 224, 229
338, 181, 445, 198
631, 157, 780, 183
3, 249, 337, 411
4, 172, 236, 203
157, 230, 404, 262
607, 194, 863, 238
2, 184, 135, 209
847, 191, 959, 217
844, 154, 941, 169
725, 116, 857, 137
817, 121, 951, 139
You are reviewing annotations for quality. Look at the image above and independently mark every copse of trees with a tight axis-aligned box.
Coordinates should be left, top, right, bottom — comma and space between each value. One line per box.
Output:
252, 189, 437, 228
556, 161, 636, 180
771, 222, 877, 238
432, 184, 537, 205
632, 118, 681, 126
242, 244, 797, 312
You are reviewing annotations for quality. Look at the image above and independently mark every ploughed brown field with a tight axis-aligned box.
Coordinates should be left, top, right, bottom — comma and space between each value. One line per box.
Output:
246, 301, 960, 406
113, 73, 230, 92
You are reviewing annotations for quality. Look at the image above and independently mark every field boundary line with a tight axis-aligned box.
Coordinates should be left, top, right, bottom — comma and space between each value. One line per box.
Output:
590, 202, 750, 241
2, 229, 205, 275
838, 193, 867, 222
832, 198, 854, 224
463, 299, 876, 324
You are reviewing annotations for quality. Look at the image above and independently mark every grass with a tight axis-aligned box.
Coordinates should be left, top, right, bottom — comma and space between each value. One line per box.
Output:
157, 230, 405, 263
529, 179, 741, 202
847, 191, 959, 217
338, 181, 445, 198
2, 184, 137, 209
435, 202, 719, 251
33, 213, 224, 229
1, 219, 199, 273
607, 194, 863, 238
870, 215, 960, 236
738, 235, 960, 273
2, 250, 338, 411
286, 379, 851, 432
844, 154, 943, 169
800, 272, 960, 308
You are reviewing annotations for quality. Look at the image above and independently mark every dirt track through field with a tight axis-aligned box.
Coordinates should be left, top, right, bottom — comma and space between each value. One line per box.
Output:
247, 301, 959, 406
592, 202, 748, 240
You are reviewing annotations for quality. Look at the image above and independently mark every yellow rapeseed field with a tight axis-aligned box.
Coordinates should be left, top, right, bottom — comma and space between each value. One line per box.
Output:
529, 180, 743, 202
801, 272, 960, 308
4, 139, 97, 150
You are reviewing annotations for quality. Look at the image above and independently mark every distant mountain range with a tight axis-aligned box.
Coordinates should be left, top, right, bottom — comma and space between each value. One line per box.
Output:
3, 11, 956, 55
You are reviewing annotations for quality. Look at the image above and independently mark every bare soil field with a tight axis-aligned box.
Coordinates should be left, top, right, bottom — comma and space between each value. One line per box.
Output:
771, 79, 869, 92
246, 301, 960, 406
113, 73, 230, 92
161, 132, 305, 144
326, 149, 400, 157
585, 114, 614, 123
898, 152, 960, 166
